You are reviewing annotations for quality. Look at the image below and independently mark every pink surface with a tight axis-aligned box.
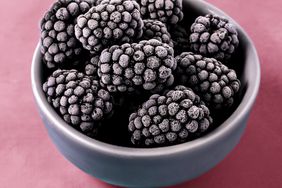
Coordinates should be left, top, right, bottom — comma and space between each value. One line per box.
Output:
0, 0, 281, 187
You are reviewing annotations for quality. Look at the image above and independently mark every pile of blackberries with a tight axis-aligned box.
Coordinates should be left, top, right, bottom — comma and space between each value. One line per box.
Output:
40, 0, 241, 147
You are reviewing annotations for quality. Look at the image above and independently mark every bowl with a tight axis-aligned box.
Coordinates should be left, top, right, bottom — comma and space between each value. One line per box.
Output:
31, 0, 260, 187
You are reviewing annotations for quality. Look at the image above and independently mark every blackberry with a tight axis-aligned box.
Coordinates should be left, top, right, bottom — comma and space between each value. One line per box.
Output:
138, 0, 183, 25
175, 52, 241, 109
169, 24, 189, 55
189, 14, 239, 61
42, 69, 113, 137
140, 19, 173, 47
75, 0, 144, 54
128, 85, 213, 147
98, 39, 176, 93
40, 0, 96, 68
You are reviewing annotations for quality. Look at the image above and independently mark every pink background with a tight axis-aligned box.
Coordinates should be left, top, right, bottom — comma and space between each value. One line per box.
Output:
1, 0, 281, 187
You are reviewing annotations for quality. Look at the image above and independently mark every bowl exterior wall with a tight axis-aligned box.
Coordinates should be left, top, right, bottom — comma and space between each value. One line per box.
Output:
37, 105, 250, 187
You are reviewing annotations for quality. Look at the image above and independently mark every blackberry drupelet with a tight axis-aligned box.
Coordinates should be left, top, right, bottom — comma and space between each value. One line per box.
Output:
140, 19, 173, 47
138, 0, 183, 25
189, 14, 239, 61
84, 55, 100, 77
40, 0, 96, 68
169, 24, 189, 55
42, 69, 113, 137
75, 0, 144, 54
128, 85, 213, 147
98, 39, 176, 93
175, 52, 241, 109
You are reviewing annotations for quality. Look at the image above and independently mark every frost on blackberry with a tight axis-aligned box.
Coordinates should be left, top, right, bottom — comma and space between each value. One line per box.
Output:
169, 24, 189, 55
189, 14, 239, 61
42, 69, 113, 137
140, 19, 173, 47
97, 39, 176, 93
75, 0, 144, 54
40, 0, 96, 68
128, 85, 213, 147
175, 52, 241, 109
138, 0, 183, 25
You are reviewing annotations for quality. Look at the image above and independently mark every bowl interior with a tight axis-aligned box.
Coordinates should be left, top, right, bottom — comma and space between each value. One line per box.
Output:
32, 0, 260, 155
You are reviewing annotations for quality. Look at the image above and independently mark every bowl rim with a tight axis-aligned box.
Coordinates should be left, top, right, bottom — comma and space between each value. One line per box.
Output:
31, 0, 260, 158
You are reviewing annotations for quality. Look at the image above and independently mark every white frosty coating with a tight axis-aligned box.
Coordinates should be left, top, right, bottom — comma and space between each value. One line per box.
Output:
97, 39, 176, 93
40, 0, 95, 68
42, 69, 114, 137
75, 0, 144, 54
128, 85, 213, 147
175, 52, 241, 109
139, 0, 183, 24
189, 14, 239, 61
141, 19, 173, 47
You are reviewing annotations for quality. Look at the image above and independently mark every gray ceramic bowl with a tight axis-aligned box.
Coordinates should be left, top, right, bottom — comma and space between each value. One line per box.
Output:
31, 0, 260, 187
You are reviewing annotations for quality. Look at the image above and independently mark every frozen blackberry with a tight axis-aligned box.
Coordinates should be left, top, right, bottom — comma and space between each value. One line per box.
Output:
75, 0, 144, 54
40, 0, 96, 68
169, 24, 189, 55
138, 0, 183, 25
189, 14, 239, 61
42, 69, 113, 137
140, 19, 173, 47
175, 52, 241, 109
128, 85, 213, 147
98, 39, 176, 93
